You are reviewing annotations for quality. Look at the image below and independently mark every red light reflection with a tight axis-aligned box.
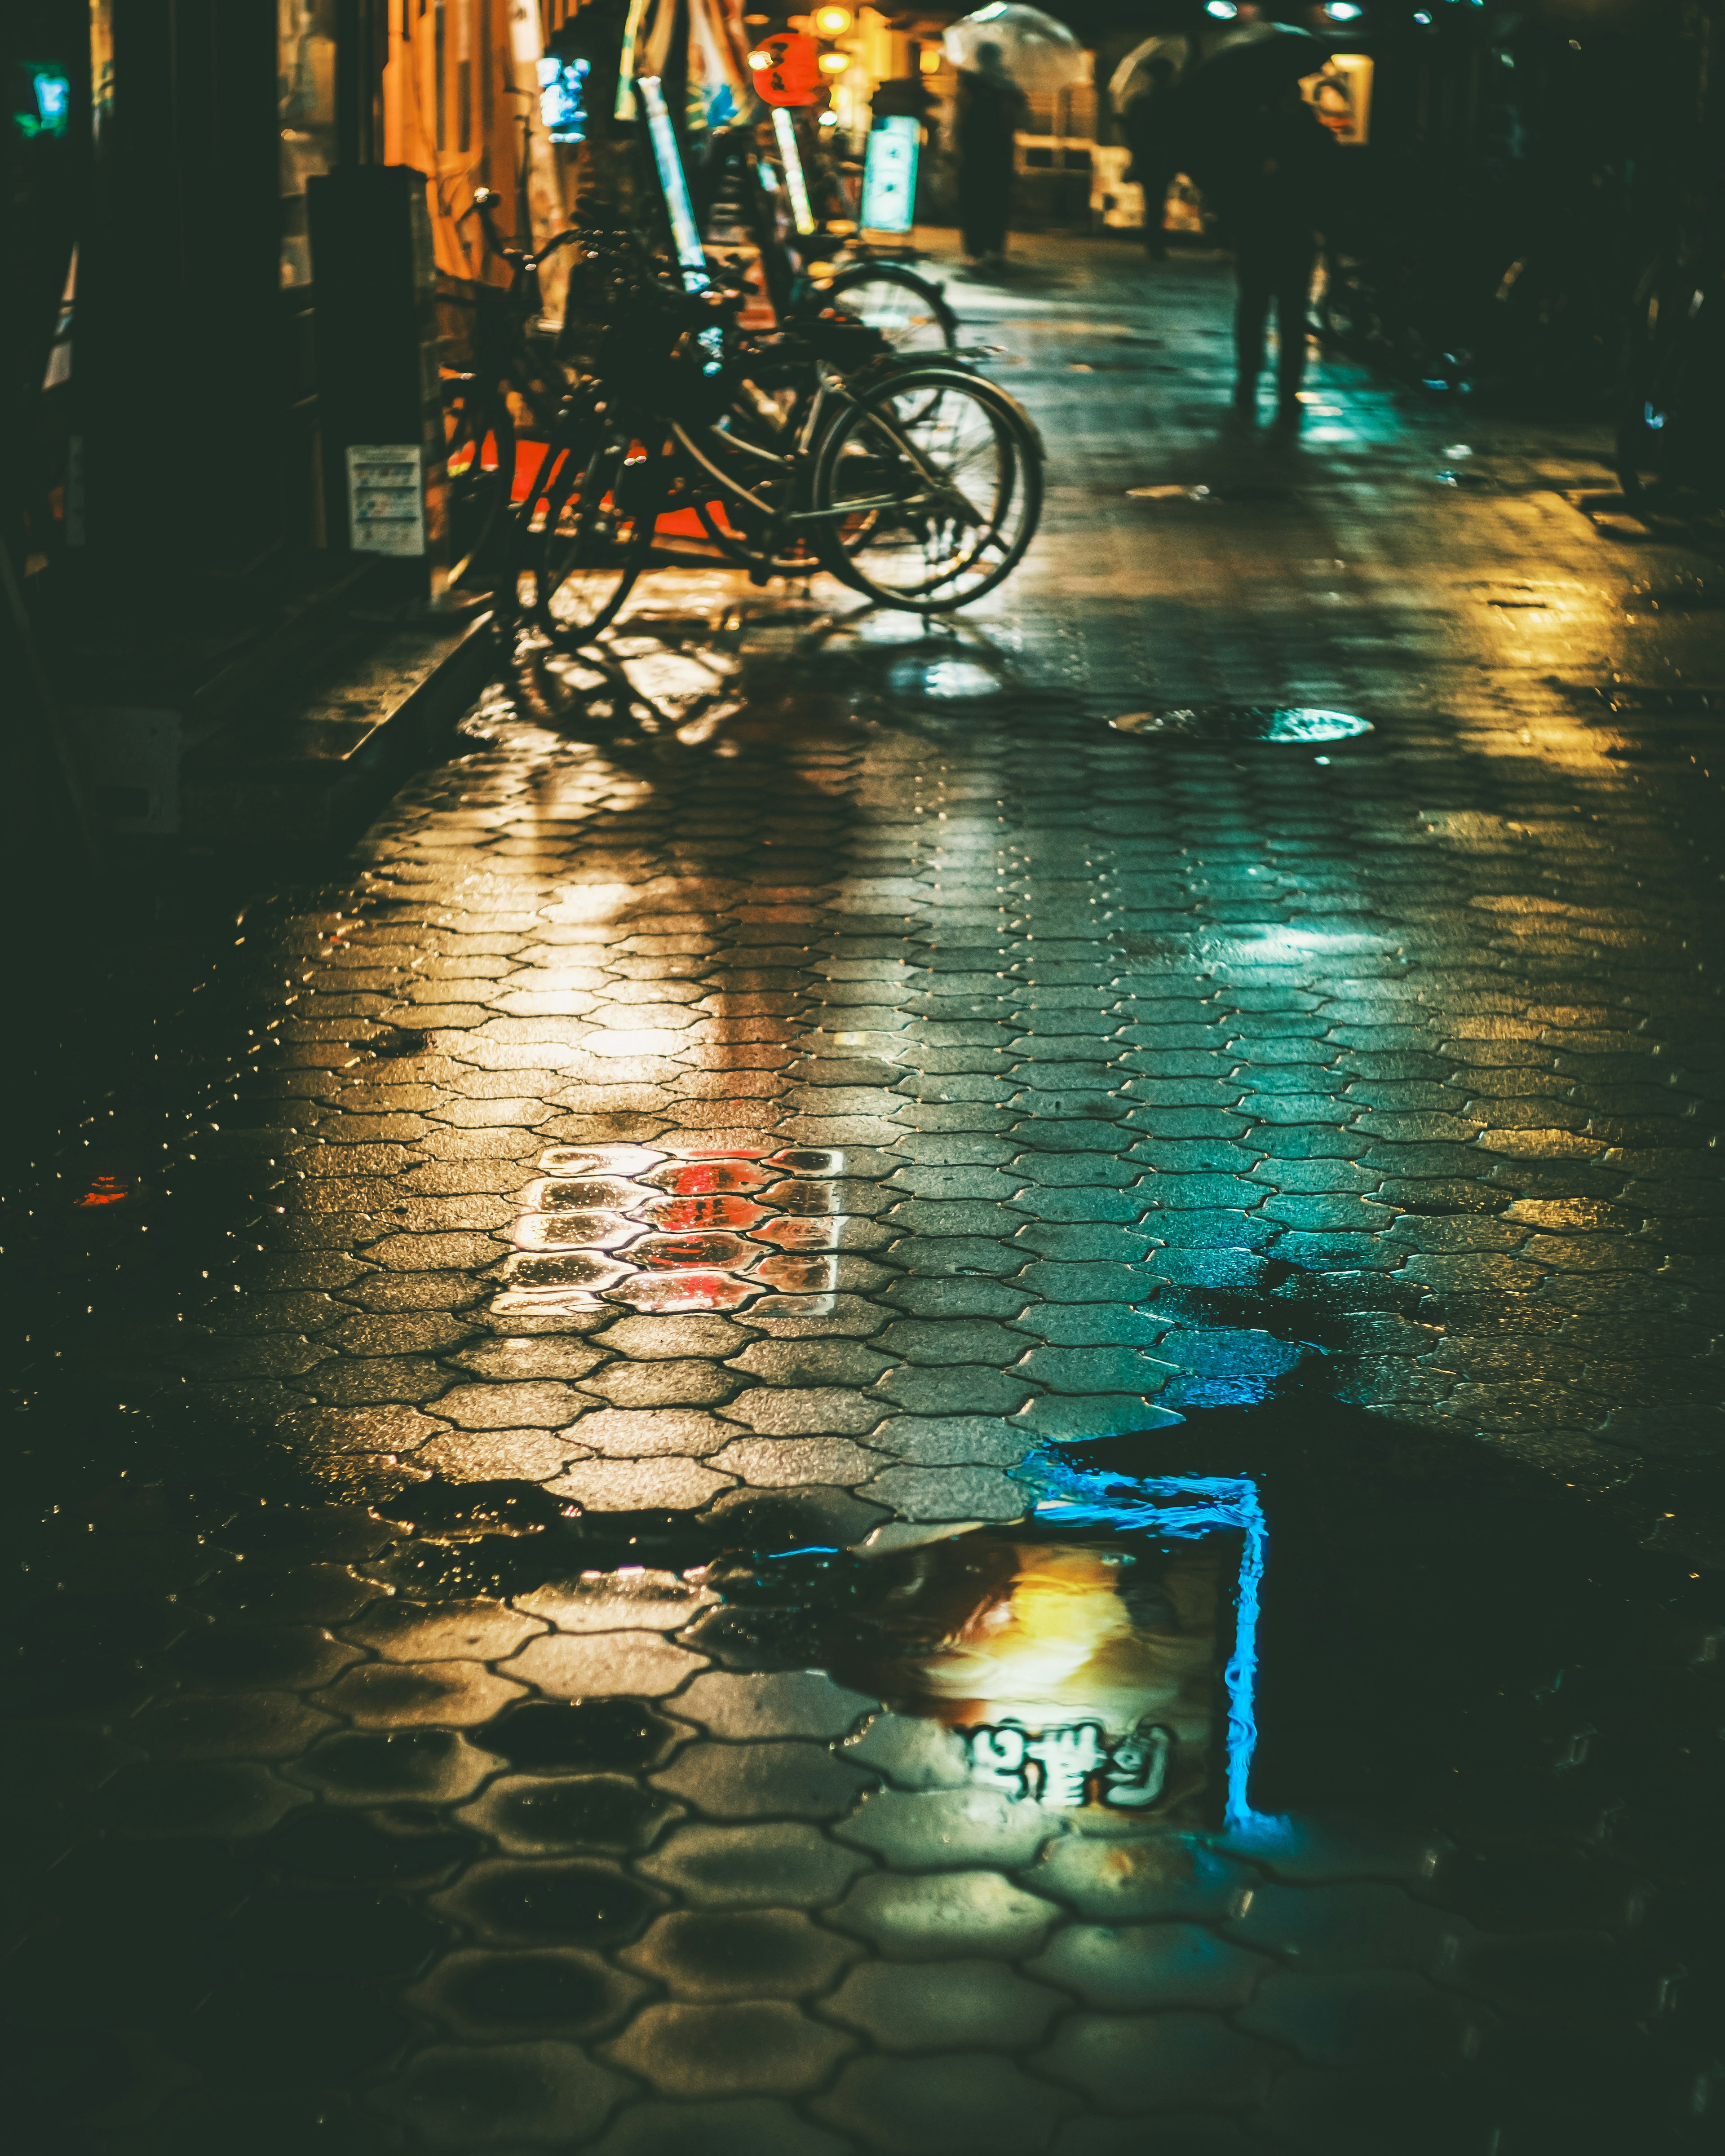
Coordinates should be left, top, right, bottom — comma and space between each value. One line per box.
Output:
75, 1174, 133, 1209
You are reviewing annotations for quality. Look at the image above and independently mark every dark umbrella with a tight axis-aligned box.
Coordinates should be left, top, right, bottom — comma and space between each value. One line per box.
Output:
1164, 23, 1336, 215
1185, 24, 1331, 105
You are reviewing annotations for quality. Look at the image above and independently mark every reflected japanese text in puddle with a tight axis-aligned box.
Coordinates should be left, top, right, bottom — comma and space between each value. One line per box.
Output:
786, 1480, 1269, 1832
495, 1143, 853, 1319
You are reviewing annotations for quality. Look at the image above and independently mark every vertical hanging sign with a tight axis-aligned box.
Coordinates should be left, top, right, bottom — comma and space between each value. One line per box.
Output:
771, 106, 817, 235
860, 112, 920, 235
637, 75, 708, 281
637, 76, 726, 372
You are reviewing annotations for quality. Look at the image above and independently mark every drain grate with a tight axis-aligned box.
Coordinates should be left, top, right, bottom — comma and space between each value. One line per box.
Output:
1110, 706, 1374, 743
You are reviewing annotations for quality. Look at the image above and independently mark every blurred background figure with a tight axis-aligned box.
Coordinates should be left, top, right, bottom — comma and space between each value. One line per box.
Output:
955, 41, 1029, 269
1173, 27, 1337, 428
1110, 34, 1190, 263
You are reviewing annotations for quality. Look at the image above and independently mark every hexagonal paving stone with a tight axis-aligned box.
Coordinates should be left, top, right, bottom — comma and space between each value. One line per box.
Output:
498, 1630, 708, 1699
372, 2039, 629, 2148
819, 1958, 1063, 2051
829, 1870, 1061, 1959
617, 1909, 858, 2001
636, 1822, 871, 1909
546, 1458, 735, 1511
650, 1740, 876, 1820
312, 1660, 526, 1728
1026, 1920, 1270, 2009
811, 2053, 1073, 2155
601, 1999, 857, 2097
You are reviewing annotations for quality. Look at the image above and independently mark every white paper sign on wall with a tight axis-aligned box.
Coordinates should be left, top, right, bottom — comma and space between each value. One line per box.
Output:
346, 443, 426, 557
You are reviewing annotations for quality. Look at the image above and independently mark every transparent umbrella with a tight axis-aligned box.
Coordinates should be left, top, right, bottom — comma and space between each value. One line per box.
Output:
942, 5, 1089, 94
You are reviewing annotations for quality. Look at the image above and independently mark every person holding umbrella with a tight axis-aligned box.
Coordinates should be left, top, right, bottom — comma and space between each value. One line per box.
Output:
944, 6, 1088, 272
1110, 35, 1190, 262
1171, 25, 1338, 429
954, 41, 1030, 269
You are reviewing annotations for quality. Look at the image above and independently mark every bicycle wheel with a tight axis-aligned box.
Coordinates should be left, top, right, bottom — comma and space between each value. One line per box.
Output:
811, 367, 1042, 610
442, 374, 517, 586
517, 404, 665, 647
821, 262, 958, 362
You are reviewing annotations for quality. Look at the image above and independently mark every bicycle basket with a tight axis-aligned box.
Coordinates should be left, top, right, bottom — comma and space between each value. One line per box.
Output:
593, 279, 737, 423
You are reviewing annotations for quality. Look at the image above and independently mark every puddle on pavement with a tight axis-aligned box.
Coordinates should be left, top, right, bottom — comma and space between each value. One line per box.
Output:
9, 1387, 1721, 2153
1110, 706, 1375, 744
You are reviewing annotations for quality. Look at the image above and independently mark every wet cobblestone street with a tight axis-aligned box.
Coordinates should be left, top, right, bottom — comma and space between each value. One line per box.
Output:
9, 237, 1725, 2154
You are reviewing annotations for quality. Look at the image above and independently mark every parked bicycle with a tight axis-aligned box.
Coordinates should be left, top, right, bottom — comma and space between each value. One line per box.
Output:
512, 227, 1042, 646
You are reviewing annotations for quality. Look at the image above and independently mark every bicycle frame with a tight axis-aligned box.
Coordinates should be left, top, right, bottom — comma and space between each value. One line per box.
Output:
664, 362, 995, 579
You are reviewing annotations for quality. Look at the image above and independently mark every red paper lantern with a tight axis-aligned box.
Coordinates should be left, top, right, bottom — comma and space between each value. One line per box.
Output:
752, 31, 823, 106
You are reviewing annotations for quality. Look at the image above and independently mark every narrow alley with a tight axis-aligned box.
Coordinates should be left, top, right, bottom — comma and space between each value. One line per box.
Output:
9, 239, 1725, 2156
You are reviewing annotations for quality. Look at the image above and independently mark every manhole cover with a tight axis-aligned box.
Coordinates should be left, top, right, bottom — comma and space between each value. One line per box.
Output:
1109, 706, 1374, 742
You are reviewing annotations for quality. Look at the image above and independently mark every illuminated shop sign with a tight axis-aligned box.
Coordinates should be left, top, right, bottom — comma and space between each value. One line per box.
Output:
12, 63, 71, 139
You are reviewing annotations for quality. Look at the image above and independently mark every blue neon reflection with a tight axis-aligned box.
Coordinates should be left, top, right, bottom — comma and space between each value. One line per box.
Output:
1020, 1456, 1271, 1833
